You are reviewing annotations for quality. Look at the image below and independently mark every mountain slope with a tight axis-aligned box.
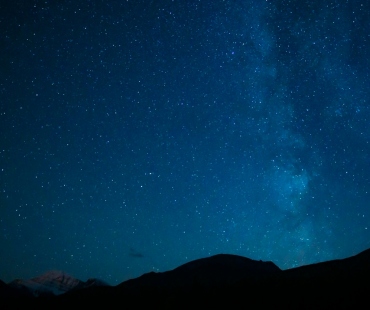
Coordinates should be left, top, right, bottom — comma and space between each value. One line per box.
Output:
284, 247, 370, 279
8, 270, 82, 297
118, 254, 281, 292
7, 270, 110, 298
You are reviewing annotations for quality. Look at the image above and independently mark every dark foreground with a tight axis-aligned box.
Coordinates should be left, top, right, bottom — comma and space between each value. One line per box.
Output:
2, 249, 370, 308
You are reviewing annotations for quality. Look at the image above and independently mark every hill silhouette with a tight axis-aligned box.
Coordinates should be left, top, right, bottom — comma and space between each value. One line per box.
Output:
1, 249, 370, 308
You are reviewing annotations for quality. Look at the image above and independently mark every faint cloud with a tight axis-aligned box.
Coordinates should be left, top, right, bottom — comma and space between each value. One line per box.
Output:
129, 248, 144, 258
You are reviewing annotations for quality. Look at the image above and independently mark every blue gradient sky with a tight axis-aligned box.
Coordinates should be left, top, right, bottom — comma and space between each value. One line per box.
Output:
1, 0, 369, 284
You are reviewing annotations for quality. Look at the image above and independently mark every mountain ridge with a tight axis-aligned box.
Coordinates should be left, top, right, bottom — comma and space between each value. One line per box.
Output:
1, 248, 370, 308
7, 270, 109, 297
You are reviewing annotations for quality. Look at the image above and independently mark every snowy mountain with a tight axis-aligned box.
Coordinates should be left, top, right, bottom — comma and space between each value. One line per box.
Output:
8, 270, 109, 297
9, 270, 82, 297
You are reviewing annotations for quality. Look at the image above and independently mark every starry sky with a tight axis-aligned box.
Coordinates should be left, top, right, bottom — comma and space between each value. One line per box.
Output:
1, 0, 370, 285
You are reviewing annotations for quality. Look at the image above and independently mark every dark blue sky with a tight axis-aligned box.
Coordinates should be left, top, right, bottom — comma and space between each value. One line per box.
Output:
1, 0, 370, 284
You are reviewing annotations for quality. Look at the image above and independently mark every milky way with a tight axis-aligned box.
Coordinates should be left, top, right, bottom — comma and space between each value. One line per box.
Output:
1, 1, 369, 284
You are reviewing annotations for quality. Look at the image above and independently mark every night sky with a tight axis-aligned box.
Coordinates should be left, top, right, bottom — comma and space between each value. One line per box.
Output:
1, 0, 370, 285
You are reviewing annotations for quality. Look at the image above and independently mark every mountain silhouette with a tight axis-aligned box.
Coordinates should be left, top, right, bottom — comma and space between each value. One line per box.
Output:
1, 249, 370, 308
118, 254, 280, 292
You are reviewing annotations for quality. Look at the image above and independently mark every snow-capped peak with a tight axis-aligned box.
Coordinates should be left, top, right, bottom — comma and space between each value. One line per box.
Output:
9, 270, 82, 297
